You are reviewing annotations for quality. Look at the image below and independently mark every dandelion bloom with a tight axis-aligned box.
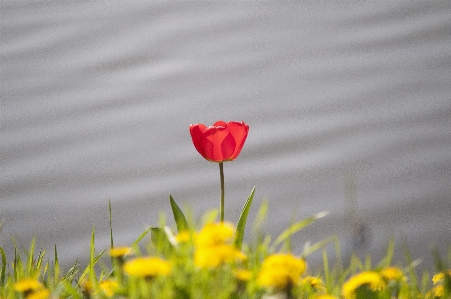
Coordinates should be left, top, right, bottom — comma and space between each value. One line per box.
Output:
235, 269, 253, 281
342, 271, 385, 299
312, 295, 340, 299
432, 270, 451, 284
257, 253, 307, 289
175, 230, 192, 244
432, 272, 444, 285
194, 244, 246, 268
432, 284, 444, 297
380, 267, 404, 281
14, 279, 44, 293
99, 280, 119, 297
123, 256, 171, 278
190, 121, 249, 162
25, 289, 50, 299
195, 222, 235, 248
109, 246, 133, 258
302, 276, 326, 292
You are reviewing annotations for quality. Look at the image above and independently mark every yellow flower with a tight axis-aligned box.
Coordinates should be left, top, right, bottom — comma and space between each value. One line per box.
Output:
123, 256, 171, 278
109, 246, 133, 258
380, 267, 404, 281
194, 244, 246, 268
235, 269, 253, 281
302, 275, 326, 292
175, 230, 192, 243
432, 272, 444, 285
257, 253, 307, 289
433, 284, 444, 297
342, 271, 385, 299
312, 295, 340, 299
196, 222, 235, 248
25, 289, 50, 299
99, 279, 119, 297
14, 279, 44, 293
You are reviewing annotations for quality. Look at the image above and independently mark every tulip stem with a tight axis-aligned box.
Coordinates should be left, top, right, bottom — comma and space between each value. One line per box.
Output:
219, 162, 225, 222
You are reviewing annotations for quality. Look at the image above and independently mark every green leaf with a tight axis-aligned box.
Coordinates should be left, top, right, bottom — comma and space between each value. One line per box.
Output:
301, 235, 339, 257
201, 209, 219, 225
108, 199, 114, 249
170, 195, 189, 232
54, 244, 60, 281
376, 238, 395, 269
0, 247, 6, 286
252, 199, 268, 233
234, 187, 255, 250
26, 237, 36, 274
150, 227, 173, 252
79, 227, 105, 289
130, 226, 152, 256
89, 227, 98, 286
270, 210, 329, 252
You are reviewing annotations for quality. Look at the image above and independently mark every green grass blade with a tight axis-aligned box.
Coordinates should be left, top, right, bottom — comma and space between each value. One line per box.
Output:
0, 247, 6, 286
322, 248, 331, 291
271, 211, 329, 252
54, 244, 60, 281
374, 238, 395, 270
108, 199, 114, 267
234, 187, 255, 250
301, 235, 338, 257
151, 227, 173, 252
80, 251, 105, 284
89, 227, 98, 286
252, 199, 268, 233
170, 195, 189, 232
26, 237, 36, 274
130, 226, 152, 255
109, 199, 114, 249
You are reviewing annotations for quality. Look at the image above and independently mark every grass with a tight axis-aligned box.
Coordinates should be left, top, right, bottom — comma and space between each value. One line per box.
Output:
1, 190, 450, 299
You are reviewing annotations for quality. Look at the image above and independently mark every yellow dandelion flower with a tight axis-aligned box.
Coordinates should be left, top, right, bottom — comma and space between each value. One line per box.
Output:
25, 289, 50, 299
312, 295, 340, 299
99, 279, 119, 297
235, 269, 253, 281
196, 222, 235, 248
257, 253, 307, 289
175, 230, 192, 243
302, 275, 326, 292
109, 246, 133, 258
342, 271, 385, 299
381, 267, 404, 281
433, 284, 444, 297
14, 279, 43, 293
123, 256, 171, 278
194, 244, 246, 268
432, 272, 444, 285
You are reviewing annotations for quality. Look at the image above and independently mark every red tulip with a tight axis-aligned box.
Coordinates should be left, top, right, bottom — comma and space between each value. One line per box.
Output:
190, 121, 249, 162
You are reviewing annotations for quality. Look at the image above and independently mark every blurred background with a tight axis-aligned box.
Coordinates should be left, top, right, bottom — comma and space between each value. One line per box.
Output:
2, 1, 451, 271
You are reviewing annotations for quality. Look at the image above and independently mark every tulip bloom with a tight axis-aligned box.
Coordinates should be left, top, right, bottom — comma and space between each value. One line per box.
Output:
190, 120, 249, 221
189, 121, 249, 162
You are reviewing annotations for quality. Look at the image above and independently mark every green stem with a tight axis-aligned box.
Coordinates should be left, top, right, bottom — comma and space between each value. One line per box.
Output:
219, 162, 225, 222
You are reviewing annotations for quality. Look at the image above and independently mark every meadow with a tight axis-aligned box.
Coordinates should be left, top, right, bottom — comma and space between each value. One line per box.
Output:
2, 121, 449, 298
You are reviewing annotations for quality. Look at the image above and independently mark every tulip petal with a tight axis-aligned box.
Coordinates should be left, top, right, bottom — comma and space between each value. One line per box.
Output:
213, 120, 227, 127
227, 121, 249, 159
221, 132, 236, 161
203, 126, 235, 161
190, 124, 208, 159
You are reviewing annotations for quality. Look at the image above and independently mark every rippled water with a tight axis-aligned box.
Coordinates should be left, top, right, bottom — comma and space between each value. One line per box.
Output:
2, 1, 451, 270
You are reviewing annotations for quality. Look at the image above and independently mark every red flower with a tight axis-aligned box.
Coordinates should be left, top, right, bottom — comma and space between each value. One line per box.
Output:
190, 121, 249, 162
